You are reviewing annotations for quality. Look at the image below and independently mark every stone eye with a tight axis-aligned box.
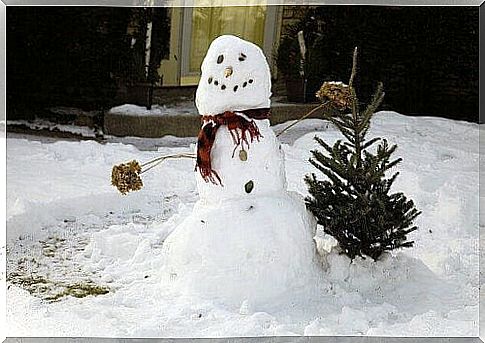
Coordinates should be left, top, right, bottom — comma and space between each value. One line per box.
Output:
208, 77, 213, 84
238, 53, 247, 62
217, 55, 224, 64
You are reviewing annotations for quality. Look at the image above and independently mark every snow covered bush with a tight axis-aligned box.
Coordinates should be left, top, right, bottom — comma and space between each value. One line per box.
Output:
305, 49, 421, 260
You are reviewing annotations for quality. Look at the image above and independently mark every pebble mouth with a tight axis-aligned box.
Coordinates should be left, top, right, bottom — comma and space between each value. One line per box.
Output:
208, 76, 254, 93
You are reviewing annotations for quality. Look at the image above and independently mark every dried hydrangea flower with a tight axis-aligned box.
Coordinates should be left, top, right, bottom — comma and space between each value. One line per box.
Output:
316, 81, 352, 110
111, 160, 143, 195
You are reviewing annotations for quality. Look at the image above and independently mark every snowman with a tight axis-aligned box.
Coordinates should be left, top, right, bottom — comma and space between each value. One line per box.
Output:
161, 35, 321, 308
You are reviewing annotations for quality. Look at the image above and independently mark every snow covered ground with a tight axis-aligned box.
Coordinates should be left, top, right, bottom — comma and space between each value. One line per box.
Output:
7, 119, 99, 138
6, 111, 479, 337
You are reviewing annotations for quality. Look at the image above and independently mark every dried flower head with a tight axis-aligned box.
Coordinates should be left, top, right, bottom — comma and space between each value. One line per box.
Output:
316, 81, 352, 110
111, 160, 143, 195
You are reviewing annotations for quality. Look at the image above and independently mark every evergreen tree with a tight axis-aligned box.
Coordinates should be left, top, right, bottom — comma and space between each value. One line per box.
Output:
305, 48, 421, 261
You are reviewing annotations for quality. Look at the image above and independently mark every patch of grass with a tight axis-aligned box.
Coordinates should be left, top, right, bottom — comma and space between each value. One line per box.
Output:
8, 273, 49, 287
45, 282, 110, 302
8, 272, 110, 302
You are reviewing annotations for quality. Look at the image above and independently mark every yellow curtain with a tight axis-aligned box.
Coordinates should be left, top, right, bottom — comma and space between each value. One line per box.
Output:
189, 5, 267, 73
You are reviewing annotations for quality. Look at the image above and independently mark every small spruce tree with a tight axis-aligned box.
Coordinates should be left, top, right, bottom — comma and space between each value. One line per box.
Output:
305, 48, 421, 261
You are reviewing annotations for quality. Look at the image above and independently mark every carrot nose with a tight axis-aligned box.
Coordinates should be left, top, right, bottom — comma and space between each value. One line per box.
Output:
224, 66, 233, 78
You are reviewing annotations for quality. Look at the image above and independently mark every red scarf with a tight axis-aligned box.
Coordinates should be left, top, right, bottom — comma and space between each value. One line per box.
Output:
196, 108, 271, 185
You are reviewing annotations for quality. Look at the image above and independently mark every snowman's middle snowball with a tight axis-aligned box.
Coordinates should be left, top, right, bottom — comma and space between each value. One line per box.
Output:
195, 108, 270, 186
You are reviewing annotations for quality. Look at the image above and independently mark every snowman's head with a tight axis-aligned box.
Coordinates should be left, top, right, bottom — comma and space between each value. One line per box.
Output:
195, 35, 272, 115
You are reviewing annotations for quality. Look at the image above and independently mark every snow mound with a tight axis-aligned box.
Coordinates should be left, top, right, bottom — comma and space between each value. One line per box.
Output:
7, 119, 97, 137
109, 104, 195, 117
303, 249, 477, 336
160, 192, 323, 308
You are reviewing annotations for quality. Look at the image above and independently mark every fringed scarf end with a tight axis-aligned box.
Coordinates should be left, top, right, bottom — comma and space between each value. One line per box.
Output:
196, 164, 223, 186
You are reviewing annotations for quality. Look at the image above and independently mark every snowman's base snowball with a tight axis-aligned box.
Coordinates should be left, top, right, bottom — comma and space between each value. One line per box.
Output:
160, 192, 322, 308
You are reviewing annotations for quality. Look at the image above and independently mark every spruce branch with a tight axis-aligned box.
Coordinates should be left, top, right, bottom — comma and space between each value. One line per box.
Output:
348, 47, 358, 88
361, 82, 385, 130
